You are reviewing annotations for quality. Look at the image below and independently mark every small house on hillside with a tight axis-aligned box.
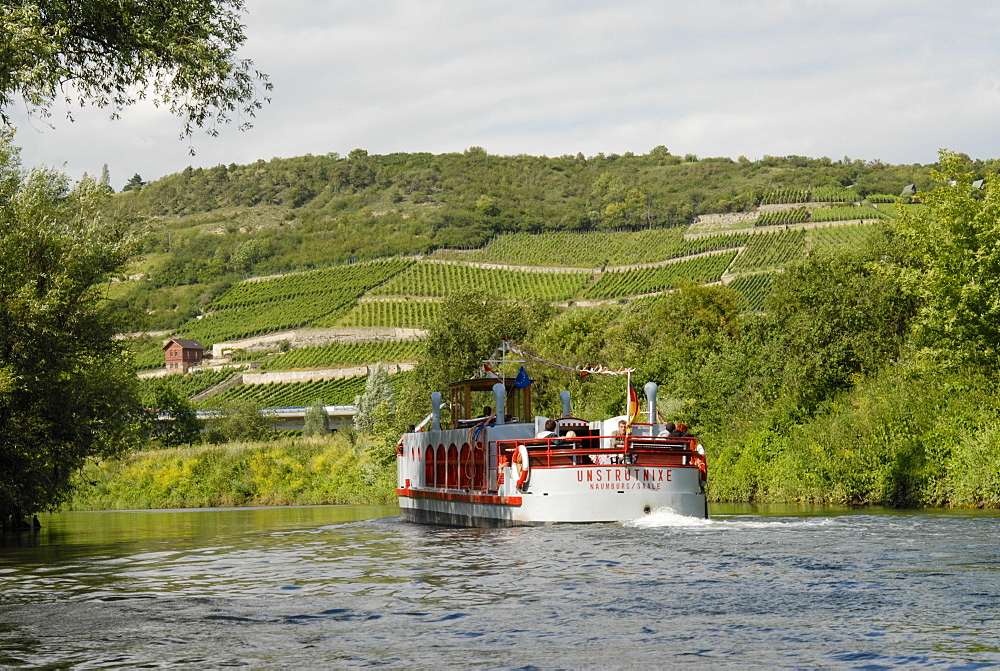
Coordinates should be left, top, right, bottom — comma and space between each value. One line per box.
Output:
163, 338, 207, 374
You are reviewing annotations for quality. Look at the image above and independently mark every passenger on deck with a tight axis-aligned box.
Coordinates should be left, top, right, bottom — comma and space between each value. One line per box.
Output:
661, 422, 678, 437
612, 419, 628, 447
676, 423, 693, 438
535, 418, 558, 440
601, 419, 628, 465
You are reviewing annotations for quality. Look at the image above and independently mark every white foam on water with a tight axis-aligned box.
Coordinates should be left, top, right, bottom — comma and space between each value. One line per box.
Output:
625, 508, 839, 529
624, 508, 713, 528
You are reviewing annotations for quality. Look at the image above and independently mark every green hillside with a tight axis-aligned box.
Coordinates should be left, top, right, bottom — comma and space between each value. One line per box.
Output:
113, 148, 961, 333
118, 148, 984, 381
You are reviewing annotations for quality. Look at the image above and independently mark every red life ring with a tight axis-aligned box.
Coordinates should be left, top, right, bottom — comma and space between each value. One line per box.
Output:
515, 445, 531, 490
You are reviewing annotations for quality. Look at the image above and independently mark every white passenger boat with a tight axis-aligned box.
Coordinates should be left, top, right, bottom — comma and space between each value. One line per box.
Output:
396, 348, 708, 527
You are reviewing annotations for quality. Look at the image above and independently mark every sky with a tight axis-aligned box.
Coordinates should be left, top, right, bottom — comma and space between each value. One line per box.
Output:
9, 1, 1000, 189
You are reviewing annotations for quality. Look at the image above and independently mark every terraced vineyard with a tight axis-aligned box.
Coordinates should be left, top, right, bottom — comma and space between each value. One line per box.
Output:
206, 371, 414, 407
811, 206, 885, 222
139, 368, 236, 397
759, 188, 812, 205
207, 375, 370, 407
811, 186, 856, 203
371, 262, 591, 300
134, 341, 169, 371
258, 341, 422, 371
758, 186, 857, 204
450, 229, 747, 268
729, 230, 806, 273
754, 208, 810, 227
173, 260, 412, 344
583, 251, 738, 299
332, 299, 442, 328
807, 224, 877, 250
727, 273, 776, 312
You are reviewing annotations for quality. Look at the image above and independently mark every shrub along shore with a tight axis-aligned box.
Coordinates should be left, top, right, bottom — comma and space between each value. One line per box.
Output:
68, 436, 396, 511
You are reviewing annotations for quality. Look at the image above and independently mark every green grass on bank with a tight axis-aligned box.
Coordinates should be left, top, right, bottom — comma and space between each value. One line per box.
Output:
69, 436, 396, 510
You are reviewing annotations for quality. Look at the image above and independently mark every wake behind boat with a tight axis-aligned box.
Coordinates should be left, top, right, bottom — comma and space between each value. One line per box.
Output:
396, 344, 708, 527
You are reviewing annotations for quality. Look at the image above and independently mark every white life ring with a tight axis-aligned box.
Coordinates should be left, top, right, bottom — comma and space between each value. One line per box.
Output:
515, 445, 531, 490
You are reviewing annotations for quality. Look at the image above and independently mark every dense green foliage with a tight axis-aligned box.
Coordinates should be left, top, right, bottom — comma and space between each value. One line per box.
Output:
141, 378, 202, 447
69, 436, 395, 510
0, 135, 146, 528
353, 362, 394, 435
302, 400, 330, 436
0, 0, 269, 137
892, 153, 1000, 370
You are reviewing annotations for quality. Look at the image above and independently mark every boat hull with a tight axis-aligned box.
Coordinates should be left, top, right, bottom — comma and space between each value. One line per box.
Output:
397, 462, 707, 527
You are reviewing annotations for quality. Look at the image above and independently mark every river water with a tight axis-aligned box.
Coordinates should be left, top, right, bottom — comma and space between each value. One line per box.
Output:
1, 504, 999, 669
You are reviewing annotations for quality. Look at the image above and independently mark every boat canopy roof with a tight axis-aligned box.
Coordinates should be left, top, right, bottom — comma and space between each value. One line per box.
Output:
447, 376, 532, 428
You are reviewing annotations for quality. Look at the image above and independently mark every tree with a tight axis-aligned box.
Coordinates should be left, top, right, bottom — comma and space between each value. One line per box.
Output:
354, 362, 394, 435
891, 150, 1000, 370
228, 237, 272, 273
303, 399, 330, 437
0, 1, 270, 138
99, 164, 112, 193
142, 380, 202, 447
692, 233, 917, 433
121, 173, 145, 193
398, 291, 554, 427
0, 133, 146, 529
204, 400, 274, 444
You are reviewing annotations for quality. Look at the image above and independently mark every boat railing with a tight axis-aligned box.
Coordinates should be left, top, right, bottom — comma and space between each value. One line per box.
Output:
496, 434, 701, 468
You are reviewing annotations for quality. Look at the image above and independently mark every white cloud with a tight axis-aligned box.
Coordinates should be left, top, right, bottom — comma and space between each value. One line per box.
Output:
10, 0, 1000, 185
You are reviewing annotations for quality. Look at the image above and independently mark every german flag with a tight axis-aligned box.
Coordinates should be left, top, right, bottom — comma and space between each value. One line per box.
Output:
627, 379, 640, 425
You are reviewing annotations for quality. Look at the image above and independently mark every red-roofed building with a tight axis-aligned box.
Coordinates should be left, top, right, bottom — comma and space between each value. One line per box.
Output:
162, 338, 206, 374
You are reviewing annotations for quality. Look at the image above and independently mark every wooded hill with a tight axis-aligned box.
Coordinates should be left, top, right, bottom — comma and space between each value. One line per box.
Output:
115, 146, 976, 337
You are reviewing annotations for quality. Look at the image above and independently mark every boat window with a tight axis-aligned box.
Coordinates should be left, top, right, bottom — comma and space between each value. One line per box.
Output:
436, 445, 447, 488
447, 445, 459, 489
425, 446, 435, 487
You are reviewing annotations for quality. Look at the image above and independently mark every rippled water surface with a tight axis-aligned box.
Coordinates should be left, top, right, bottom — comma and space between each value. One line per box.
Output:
2, 504, 1000, 668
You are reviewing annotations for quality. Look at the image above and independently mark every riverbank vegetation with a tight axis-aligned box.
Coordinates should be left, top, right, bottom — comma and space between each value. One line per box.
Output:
69, 434, 396, 510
